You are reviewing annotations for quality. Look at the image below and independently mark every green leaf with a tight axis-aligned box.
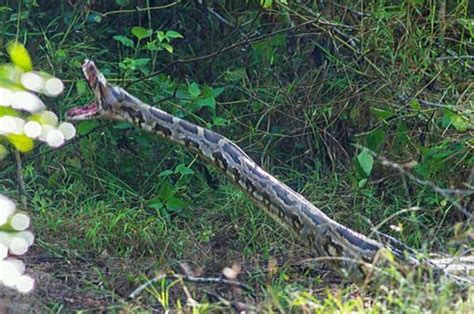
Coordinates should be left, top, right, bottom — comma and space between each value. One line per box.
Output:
188, 82, 201, 97
159, 180, 175, 201
113, 35, 134, 47
7, 134, 34, 152
166, 197, 186, 211
9, 11, 29, 22
358, 179, 368, 188
156, 31, 166, 42
260, 0, 272, 9
224, 68, 247, 82
442, 110, 470, 132
76, 80, 88, 95
113, 122, 132, 129
211, 87, 224, 98
0, 107, 19, 117
148, 198, 163, 210
367, 129, 385, 151
144, 41, 158, 51
371, 107, 394, 121
409, 99, 421, 111
7, 42, 32, 71
158, 169, 174, 177
165, 30, 183, 39
87, 12, 102, 23
357, 149, 374, 177
212, 116, 229, 126
395, 121, 410, 147
196, 97, 216, 110
160, 43, 173, 54
76, 120, 100, 135
131, 26, 152, 40
176, 164, 194, 175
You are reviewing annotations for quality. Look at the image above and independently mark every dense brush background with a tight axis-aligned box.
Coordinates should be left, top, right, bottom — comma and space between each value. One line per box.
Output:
0, 0, 473, 312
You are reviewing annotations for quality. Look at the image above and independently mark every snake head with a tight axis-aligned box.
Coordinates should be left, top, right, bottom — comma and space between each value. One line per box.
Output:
66, 59, 123, 120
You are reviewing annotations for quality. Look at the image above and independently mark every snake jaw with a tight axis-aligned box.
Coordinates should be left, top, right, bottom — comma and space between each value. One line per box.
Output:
66, 59, 107, 120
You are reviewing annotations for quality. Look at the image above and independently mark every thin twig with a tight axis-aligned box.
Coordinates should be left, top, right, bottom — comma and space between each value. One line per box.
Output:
13, 150, 27, 210
398, 94, 454, 109
101, 2, 180, 17
128, 273, 253, 299
436, 43, 474, 72
436, 55, 474, 61
126, 18, 321, 87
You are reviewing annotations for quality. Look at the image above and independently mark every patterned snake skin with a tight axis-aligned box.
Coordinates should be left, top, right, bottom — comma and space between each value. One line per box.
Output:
67, 60, 416, 281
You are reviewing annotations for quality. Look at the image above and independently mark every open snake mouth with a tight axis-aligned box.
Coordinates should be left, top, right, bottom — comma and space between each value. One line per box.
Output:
66, 59, 104, 120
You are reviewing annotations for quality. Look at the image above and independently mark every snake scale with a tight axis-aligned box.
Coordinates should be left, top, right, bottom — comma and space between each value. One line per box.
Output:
67, 60, 413, 281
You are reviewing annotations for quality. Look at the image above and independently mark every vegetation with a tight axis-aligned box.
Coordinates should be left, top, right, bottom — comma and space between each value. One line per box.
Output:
0, 0, 472, 312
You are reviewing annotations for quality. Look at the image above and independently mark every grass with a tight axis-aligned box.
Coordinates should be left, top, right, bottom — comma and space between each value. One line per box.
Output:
1, 0, 473, 312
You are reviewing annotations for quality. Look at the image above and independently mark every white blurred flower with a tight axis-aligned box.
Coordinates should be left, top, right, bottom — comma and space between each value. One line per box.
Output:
0, 116, 17, 134
15, 274, 34, 293
58, 122, 76, 140
0, 195, 16, 225
38, 124, 54, 142
11, 117, 25, 134
45, 77, 64, 96
0, 87, 13, 107
20, 72, 45, 93
11, 91, 45, 113
46, 129, 65, 147
23, 121, 42, 138
40, 110, 58, 126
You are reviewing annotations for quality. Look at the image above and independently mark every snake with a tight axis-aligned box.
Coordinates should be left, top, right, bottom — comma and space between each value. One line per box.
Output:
67, 59, 415, 281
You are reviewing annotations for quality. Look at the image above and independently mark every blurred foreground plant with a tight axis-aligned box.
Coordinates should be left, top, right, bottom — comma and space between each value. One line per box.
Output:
0, 194, 34, 293
0, 42, 76, 293
0, 42, 75, 156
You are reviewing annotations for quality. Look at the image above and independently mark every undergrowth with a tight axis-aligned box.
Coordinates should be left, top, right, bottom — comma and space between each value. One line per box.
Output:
0, 0, 472, 312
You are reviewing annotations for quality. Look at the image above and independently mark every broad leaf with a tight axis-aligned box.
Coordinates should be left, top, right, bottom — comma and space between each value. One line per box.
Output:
131, 26, 152, 40
156, 31, 166, 42
357, 149, 374, 177
158, 169, 174, 177
165, 30, 183, 39
176, 164, 194, 175
76, 120, 100, 135
367, 129, 385, 151
113, 35, 134, 47
188, 82, 201, 97
161, 43, 173, 54
212, 116, 229, 126
442, 110, 470, 132
166, 197, 186, 211
196, 97, 216, 110
158, 180, 175, 201
148, 198, 163, 210
211, 87, 224, 98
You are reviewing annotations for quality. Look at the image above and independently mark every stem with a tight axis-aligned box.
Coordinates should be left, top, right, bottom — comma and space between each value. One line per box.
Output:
14, 150, 27, 210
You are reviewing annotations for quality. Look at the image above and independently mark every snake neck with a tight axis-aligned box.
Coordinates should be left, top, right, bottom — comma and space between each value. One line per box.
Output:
109, 92, 406, 280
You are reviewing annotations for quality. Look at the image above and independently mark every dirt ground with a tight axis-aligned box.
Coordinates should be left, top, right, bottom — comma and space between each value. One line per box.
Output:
1, 244, 336, 312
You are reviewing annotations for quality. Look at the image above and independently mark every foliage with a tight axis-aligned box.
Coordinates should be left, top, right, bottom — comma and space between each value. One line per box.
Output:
0, 43, 73, 295
0, 0, 472, 312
